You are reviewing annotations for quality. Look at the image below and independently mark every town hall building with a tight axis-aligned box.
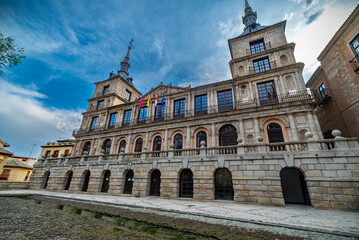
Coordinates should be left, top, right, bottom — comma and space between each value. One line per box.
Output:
30, 1, 359, 210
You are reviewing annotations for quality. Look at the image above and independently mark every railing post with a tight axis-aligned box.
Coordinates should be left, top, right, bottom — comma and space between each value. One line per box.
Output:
80, 151, 88, 163
200, 141, 206, 156
168, 144, 174, 159
141, 147, 147, 160
118, 148, 125, 161
332, 130, 349, 149
237, 138, 245, 154
305, 132, 318, 151
98, 149, 105, 162
257, 136, 267, 153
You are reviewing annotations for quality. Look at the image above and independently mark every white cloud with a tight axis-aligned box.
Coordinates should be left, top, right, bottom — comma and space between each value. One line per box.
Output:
283, 12, 295, 21
0, 80, 83, 157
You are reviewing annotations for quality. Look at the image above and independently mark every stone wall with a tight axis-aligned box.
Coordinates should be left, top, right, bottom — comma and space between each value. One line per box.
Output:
29, 137, 359, 211
0, 181, 29, 190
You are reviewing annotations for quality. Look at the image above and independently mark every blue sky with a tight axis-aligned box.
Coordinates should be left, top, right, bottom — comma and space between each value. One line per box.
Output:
0, 0, 357, 157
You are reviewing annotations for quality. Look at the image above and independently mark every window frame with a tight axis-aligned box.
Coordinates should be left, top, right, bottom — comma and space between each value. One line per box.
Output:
102, 86, 109, 95
137, 107, 148, 124
195, 94, 208, 116
173, 99, 186, 119
124, 90, 132, 101
90, 116, 99, 131
108, 112, 118, 128
97, 100, 104, 109
318, 83, 328, 99
122, 110, 132, 127
217, 89, 233, 112
257, 80, 278, 105
154, 103, 165, 121
350, 34, 359, 56
250, 39, 266, 54
253, 57, 271, 73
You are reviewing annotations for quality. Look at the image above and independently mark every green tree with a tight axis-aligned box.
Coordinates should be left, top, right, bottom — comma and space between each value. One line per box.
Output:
0, 33, 26, 77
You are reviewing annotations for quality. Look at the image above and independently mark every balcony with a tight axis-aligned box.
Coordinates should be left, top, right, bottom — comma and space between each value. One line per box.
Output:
349, 54, 359, 74
312, 89, 331, 105
72, 91, 312, 135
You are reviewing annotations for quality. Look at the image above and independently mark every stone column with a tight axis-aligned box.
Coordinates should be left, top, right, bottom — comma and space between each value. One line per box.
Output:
126, 134, 132, 153
238, 119, 245, 140
254, 118, 260, 137
313, 113, 324, 139
291, 73, 299, 91
186, 126, 191, 148
295, 71, 306, 91
288, 114, 299, 141
307, 112, 319, 139
170, 99, 174, 119
110, 136, 116, 154
145, 132, 149, 150
278, 75, 286, 94
211, 123, 216, 147
118, 109, 124, 126
248, 81, 254, 100
164, 128, 168, 150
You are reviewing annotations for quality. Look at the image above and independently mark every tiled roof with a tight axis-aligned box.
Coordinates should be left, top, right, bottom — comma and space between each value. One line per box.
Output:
0, 147, 13, 156
4, 159, 33, 170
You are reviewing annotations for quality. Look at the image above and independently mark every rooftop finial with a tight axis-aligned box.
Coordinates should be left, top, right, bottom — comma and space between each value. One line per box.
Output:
120, 38, 134, 76
245, 0, 250, 10
242, 0, 260, 32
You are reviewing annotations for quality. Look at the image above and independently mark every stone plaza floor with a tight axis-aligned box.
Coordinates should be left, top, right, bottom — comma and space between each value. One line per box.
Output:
1, 189, 358, 238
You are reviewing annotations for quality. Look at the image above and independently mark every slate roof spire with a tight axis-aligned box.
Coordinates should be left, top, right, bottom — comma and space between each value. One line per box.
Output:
242, 0, 260, 32
120, 39, 133, 74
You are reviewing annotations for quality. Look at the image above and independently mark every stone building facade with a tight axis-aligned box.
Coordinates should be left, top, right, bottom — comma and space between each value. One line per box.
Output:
307, 5, 359, 139
30, 1, 359, 210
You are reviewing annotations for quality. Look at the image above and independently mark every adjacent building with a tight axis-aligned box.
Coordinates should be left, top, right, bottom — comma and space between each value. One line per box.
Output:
307, 5, 359, 139
0, 139, 13, 176
39, 139, 75, 159
30, 1, 359, 210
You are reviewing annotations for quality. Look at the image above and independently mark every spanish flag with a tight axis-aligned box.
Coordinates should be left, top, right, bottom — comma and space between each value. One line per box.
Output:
147, 94, 150, 107
155, 92, 158, 107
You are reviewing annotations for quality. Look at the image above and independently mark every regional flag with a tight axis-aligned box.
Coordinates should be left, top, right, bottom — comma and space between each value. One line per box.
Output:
155, 92, 158, 107
147, 94, 151, 107
161, 91, 165, 105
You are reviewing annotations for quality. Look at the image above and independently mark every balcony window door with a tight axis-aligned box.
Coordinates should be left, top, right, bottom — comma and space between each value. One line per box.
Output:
217, 90, 233, 112
124, 90, 131, 101
257, 81, 278, 105
102, 86, 109, 95
195, 94, 208, 116
122, 110, 132, 127
97, 100, 104, 109
154, 104, 165, 121
90, 116, 98, 131
108, 112, 118, 128
253, 57, 270, 73
173, 99, 185, 119
137, 107, 147, 124
318, 83, 328, 99
250, 39, 265, 54
350, 34, 359, 55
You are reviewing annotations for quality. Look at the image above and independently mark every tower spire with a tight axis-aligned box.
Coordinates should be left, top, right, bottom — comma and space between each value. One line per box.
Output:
242, 0, 260, 32
120, 39, 134, 74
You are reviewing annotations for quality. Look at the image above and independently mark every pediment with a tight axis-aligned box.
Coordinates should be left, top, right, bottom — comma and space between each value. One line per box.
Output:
133, 83, 188, 103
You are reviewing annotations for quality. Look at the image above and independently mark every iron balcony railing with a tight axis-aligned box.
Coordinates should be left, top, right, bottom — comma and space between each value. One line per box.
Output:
249, 60, 277, 74
349, 54, 359, 74
73, 90, 312, 135
246, 42, 271, 55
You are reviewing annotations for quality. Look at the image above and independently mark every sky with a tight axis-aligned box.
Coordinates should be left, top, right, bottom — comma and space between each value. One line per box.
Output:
0, 0, 357, 158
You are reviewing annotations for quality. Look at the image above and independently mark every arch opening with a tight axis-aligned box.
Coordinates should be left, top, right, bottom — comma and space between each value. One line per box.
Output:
219, 125, 237, 146
102, 139, 112, 154
149, 170, 161, 196
267, 122, 285, 151
64, 171, 73, 190
214, 168, 234, 200
280, 168, 311, 205
179, 169, 193, 198
134, 138, 143, 152
81, 170, 90, 192
101, 170, 111, 193
43, 171, 50, 189
123, 170, 134, 194
196, 131, 207, 148
118, 140, 126, 153
83, 141, 91, 155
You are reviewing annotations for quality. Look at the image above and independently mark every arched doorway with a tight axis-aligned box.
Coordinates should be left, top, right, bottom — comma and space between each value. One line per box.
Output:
214, 168, 234, 200
280, 168, 311, 205
267, 123, 285, 151
196, 131, 207, 147
83, 141, 91, 155
81, 170, 90, 192
219, 125, 237, 146
123, 170, 134, 194
179, 169, 193, 198
102, 139, 112, 154
101, 170, 111, 193
43, 171, 50, 189
64, 171, 73, 190
149, 170, 161, 196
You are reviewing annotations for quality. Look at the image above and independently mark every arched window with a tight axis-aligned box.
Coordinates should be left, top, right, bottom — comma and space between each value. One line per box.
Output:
102, 139, 112, 154
83, 141, 91, 155
101, 170, 111, 193
214, 168, 234, 200
152, 136, 162, 151
267, 123, 285, 151
81, 170, 90, 192
123, 170, 134, 194
43, 171, 50, 189
173, 134, 183, 149
196, 131, 207, 148
280, 168, 310, 205
118, 140, 126, 153
134, 138, 143, 152
219, 125, 237, 146
179, 169, 193, 198
64, 171, 73, 190
150, 170, 161, 196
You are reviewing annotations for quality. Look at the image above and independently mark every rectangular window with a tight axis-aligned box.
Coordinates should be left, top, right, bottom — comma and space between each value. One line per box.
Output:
217, 90, 233, 112
250, 39, 265, 54
253, 57, 271, 73
257, 80, 278, 105
97, 100, 104, 109
350, 34, 359, 55
108, 112, 118, 128
64, 149, 70, 156
124, 90, 132, 101
122, 110, 132, 127
195, 94, 208, 116
103, 86, 109, 95
24, 171, 31, 181
53, 150, 59, 157
137, 107, 148, 124
154, 104, 165, 121
173, 99, 185, 119
90, 116, 98, 130
0, 169, 10, 180
318, 83, 328, 99
44, 150, 51, 158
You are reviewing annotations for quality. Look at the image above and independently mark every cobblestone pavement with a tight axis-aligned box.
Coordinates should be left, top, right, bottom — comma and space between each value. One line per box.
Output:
1, 190, 359, 237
